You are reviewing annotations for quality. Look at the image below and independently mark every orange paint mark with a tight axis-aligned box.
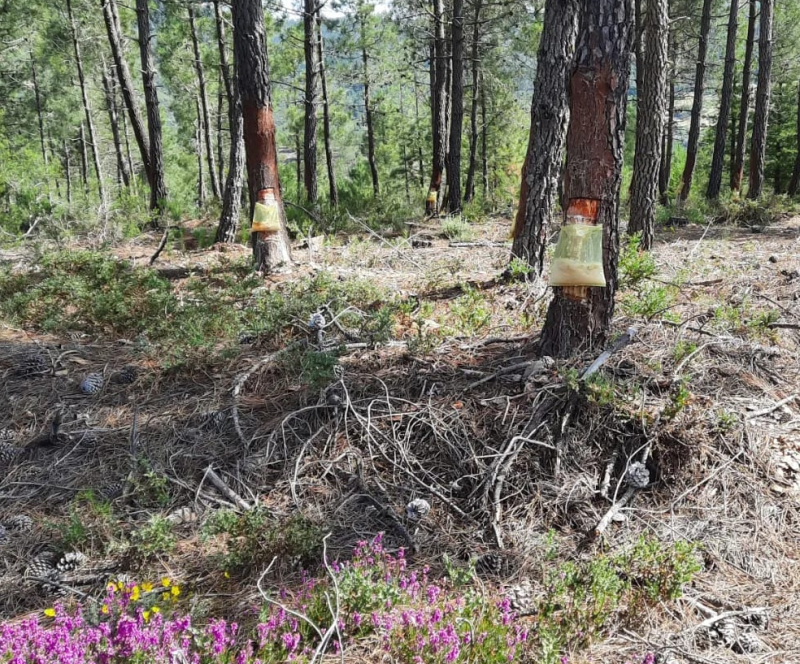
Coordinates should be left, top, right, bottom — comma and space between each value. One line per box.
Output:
565, 198, 600, 221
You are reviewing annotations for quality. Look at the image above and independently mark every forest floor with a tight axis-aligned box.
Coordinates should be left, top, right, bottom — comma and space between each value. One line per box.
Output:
1, 213, 799, 663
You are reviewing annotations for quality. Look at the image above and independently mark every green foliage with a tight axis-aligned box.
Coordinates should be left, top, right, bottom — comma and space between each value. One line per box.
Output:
441, 215, 474, 241
663, 379, 692, 420
673, 340, 698, 364
449, 285, 492, 334
619, 234, 657, 288
56, 491, 115, 552
131, 516, 177, 559
203, 508, 324, 574
620, 284, 677, 321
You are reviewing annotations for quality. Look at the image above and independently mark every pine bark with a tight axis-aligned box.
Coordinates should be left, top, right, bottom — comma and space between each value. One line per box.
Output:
232, 0, 292, 269
213, 0, 244, 244
317, 22, 338, 206
677, 0, 712, 203
188, 2, 220, 199
510, 0, 579, 274
748, 0, 773, 200
628, 0, 668, 249
706, 0, 739, 199
360, 16, 379, 197
540, 0, 633, 358
196, 96, 207, 206
447, 0, 465, 213
78, 123, 89, 191
658, 27, 675, 204
63, 140, 73, 205
29, 51, 49, 172
732, 0, 756, 192
101, 0, 152, 184
136, 0, 168, 212
101, 66, 131, 188
463, 0, 482, 203
480, 71, 488, 198
67, 0, 105, 206
427, 0, 448, 214
788, 80, 800, 196
303, 0, 319, 204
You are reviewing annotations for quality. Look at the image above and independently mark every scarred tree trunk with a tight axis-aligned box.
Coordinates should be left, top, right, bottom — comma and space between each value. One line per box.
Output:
510, 0, 579, 275
101, 65, 131, 188
628, 0, 667, 249
318, 22, 338, 206
447, 0, 465, 213
233, 0, 292, 270
732, 0, 756, 192
189, 2, 220, 199
67, 0, 105, 206
101, 0, 152, 185
540, 0, 633, 358
360, 16, 379, 197
706, 0, 739, 200
426, 0, 448, 214
303, 0, 319, 205
136, 0, 168, 212
213, 0, 244, 243
658, 27, 675, 204
748, 0, 773, 200
788, 79, 800, 196
677, 0, 712, 203
463, 0, 481, 203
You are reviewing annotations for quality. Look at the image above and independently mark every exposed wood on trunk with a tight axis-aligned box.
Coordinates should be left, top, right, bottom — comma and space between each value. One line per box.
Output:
540, 0, 633, 358
788, 79, 800, 196
188, 2, 220, 199
233, 0, 292, 270
748, 0, 773, 200
678, 0, 712, 203
136, 0, 168, 212
511, 0, 579, 275
447, 0, 464, 213
463, 0, 481, 204
317, 20, 337, 206
658, 26, 675, 205
303, 0, 319, 205
426, 0, 448, 214
628, 0, 668, 249
732, 0, 756, 192
360, 14, 379, 197
102, 65, 131, 188
101, 0, 152, 185
706, 0, 739, 200
67, 0, 105, 206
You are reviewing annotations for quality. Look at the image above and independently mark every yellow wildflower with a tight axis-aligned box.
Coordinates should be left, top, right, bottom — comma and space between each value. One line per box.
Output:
131, 586, 140, 601
161, 577, 171, 588
170, 585, 181, 598
143, 610, 151, 623
44, 608, 56, 618
141, 582, 154, 593
151, 606, 160, 614
223, 571, 230, 579
162, 592, 170, 602
101, 604, 109, 615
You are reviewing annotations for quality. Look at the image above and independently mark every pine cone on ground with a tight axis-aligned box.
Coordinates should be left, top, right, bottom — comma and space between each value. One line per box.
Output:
111, 365, 138, 384
0, 525, 8, 546
747, 611, 769, 630
405, 498, 431, 521
0, 442, 20, 467
0, 429, 15, 442
506, 578, 535, 613
475, 552, 513, 577
26, 553, 63, 594
624, 461, 651, 489
56, 551, 86, 574
735, 631, 762, 654
80, 373, 104, 395
713, 617, 739, 647
17, 352, 48, 377
3, 514, 34, 533
99, 481, 125, 501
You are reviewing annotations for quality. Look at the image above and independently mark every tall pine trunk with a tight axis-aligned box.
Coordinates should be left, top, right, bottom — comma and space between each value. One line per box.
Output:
628, 0, 668, 249
233, 0, 292, 270
101, 0, 152, 185
677, 0, 712, 203
658, 27, 675, 205
189, 3, 220, 199
748, 0, 773, 200
303, 0, 319, 204
64, 140, 73, 205
67, 0, 105, 206
540, 0, 633, 358
510, 0, 579, 275
101, 65, 131, 188
136, 0, 168, 212
427, 0, 448, 214
788, 79, 800, 196
706, 0, 739, 199
463, 0, 482, 203
29, 51, 49, 174
78, 124, 89, 192
732, 0, 756, 192
360, 16, 379, 197
195, 96, 207, 206
217, 81, 225, 187
317, 23, 338, 206
213, 0, 245, 244
447, 0, 465, 213
480, 71, 488, 198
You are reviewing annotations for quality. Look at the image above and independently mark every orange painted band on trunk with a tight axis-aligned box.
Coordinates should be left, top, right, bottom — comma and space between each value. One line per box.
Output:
565, 198, 600, 221
257, 188, 275, 200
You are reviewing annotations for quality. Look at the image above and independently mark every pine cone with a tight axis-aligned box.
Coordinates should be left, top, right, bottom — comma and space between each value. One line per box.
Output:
475, 552, 511, 577
99, 481, 125, 501
111, 365, 138, 384
308, 312, 326, 331
238, 332, 257, 345
4, 514, 34, 533
405, 498, 431, 521
26, 553, 63, 593
0, 525, 7, 546
506, 578, 534, 612
80, 373, 104, 395
714, 617, 739, 646
0, 429, 15, 442
17, 352, 48, 377
0, 442, 20, 467
202, 410, 227, 430
56, 551, 86, 574
736, 631, 762, 654
625, 461, 651, 489
747, 611, 769, 631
